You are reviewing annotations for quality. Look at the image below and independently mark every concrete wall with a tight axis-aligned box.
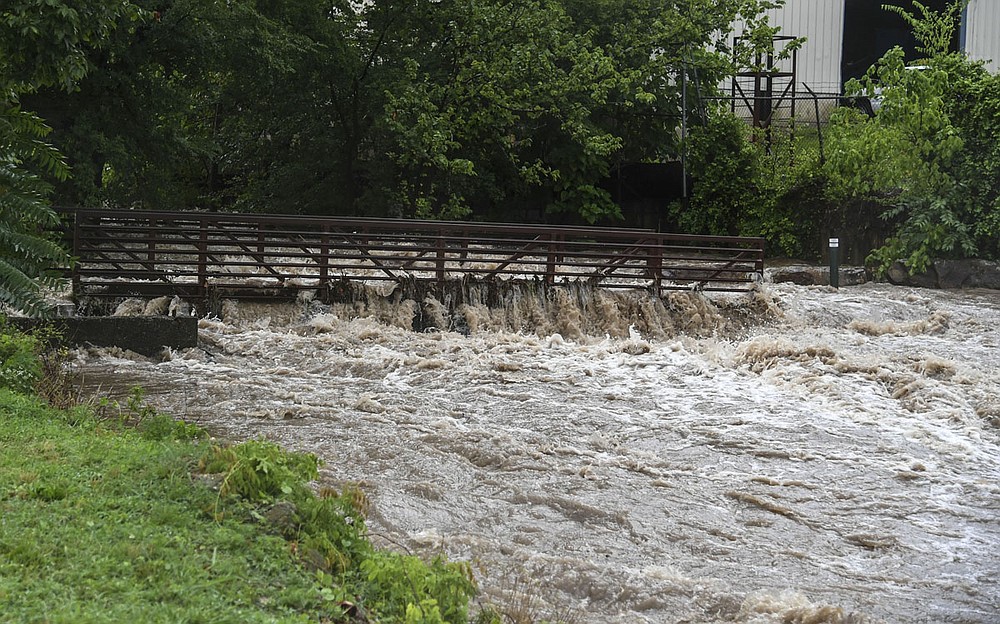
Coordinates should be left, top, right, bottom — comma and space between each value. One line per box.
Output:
6, 317, 198, 357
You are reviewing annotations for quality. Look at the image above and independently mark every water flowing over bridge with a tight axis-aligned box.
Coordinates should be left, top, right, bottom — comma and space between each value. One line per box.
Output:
57, 208, 764, 303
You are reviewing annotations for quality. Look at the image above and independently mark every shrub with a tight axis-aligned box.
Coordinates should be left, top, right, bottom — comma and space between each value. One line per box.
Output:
359, 552, 477, 624
200, 439, 479, 623
0, 323, 43, 394
202, 439, 321, 504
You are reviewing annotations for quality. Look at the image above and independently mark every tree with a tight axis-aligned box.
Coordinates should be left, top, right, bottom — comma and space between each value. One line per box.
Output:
0, 0, 143, 315
354, 0, 784, 222
826, 0, 1000, 274
30, 0, 788, 224
0, 106, 70, 316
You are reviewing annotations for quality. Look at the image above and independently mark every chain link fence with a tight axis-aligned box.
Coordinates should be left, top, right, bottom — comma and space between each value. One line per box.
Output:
706, 83, 855, 162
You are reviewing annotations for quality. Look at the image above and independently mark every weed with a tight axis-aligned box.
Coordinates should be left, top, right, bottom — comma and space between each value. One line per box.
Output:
0, 324, 42, 394
201, 439, 320, 504
477, 569, 583, 624
85, 386, 207, 441
359, 551, 478, 624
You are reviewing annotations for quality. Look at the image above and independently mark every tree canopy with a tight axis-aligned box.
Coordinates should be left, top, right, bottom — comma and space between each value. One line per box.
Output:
22, 0, 780, 222
1, 0, 145, 315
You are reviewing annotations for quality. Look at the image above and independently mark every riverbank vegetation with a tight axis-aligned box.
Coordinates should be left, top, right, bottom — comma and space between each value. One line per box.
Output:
0, 322, 498, 623
682, 1, 1000, 274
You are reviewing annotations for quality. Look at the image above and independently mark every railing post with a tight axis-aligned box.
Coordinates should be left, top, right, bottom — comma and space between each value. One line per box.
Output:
71, 210, 81, 296
147, 218, 156, 276
319, 226, 329, 287
757, 240, 766, 280
648, 238, 663, 296
546, 234, 557, 284
436, 231, 446, 283
198, 218, 208, 293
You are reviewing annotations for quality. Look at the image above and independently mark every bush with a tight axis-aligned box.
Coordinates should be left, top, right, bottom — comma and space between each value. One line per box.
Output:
0, 323, 43, 394
200, 439, 479, 623
677, 109, 822, 258
359, 552, 477, 624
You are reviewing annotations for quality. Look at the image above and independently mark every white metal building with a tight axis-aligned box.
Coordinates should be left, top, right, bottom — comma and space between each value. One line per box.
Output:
962, 0, 1000, 72
733, 0, 998, 95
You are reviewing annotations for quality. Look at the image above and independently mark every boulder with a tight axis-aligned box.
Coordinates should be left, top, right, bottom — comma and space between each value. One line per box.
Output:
769, 265, 825, 286
768, 264, 869, 287
887, 259, 1000, 290
936, 259, 1000, 289
886, 261, 938, 289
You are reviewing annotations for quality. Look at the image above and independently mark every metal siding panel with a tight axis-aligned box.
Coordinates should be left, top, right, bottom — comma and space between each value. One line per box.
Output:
966, 0, 999, 72
767, 0, 845, 93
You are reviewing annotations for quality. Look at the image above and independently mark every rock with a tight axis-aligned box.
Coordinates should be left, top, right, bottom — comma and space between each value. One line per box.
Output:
768, 264, 869, 287
886, 259, 1000, 290
262, 500, 299, 535
887, 261, 938, 288
941, 259, 1000, 289
836, 266, 869, 287
933, 260, 971, 289
770, 266, 825, 286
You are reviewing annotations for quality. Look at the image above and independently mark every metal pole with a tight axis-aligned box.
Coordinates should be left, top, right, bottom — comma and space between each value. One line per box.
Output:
829, 237, 839, 288
803, 83, 825, 164
681, 58, 688, 202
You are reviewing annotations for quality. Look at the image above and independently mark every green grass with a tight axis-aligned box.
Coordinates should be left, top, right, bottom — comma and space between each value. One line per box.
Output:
0, 387, 485, 623
0, 318, 482, 623
0, 389, 335, 623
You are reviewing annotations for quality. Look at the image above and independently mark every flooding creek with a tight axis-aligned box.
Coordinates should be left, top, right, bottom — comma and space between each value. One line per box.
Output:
69, 282, 1000, 623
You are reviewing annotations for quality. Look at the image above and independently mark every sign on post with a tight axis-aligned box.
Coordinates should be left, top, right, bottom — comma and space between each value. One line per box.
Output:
829, 237, 840, 288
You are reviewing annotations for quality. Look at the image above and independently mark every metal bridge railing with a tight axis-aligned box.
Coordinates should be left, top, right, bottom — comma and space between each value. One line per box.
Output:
56, 208, 764, 300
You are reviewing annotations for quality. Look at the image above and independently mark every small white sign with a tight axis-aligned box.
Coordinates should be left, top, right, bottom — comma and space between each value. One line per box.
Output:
829, 238, 840, 248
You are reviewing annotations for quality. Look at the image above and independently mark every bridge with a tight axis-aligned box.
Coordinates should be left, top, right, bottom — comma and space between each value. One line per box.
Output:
58, 208, 764, 303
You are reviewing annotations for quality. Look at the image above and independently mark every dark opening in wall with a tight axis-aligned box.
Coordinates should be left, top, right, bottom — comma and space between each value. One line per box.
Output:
841, 0, 959, 86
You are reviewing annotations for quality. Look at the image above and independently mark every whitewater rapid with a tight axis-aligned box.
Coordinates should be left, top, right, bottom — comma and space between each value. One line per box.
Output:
71, 282, 1000, 623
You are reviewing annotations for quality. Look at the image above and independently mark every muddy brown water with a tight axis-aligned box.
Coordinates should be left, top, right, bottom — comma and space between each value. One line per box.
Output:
69, 283, 1000, 623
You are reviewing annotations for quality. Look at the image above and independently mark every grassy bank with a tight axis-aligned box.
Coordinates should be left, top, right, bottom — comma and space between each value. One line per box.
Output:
0, 390, 329, 622
0, 323, 483, 623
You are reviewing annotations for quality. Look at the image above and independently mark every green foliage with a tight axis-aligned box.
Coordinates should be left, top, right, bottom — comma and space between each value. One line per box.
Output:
0, 389, 345, 623
1, 381, 480, 623
199, 437, 480, 623
2, 1, 144, 316
139, 411, 206, 442
676, 108, 820, 257
937, 54, 1000, 260
23, 0, 781, 222
0, 0, 146, 92
83, 385, 206, 440
0, 321, 88, 407
200, 440, 371, 574
676, 0, 1000, 269
826, 0, 998, 275
882, 0, 970, 59
0, 322, 42, 393
360, 552, 477, 624
203, 439, 320, 504
0, 106, 71, 316
675, 110, 762, 237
